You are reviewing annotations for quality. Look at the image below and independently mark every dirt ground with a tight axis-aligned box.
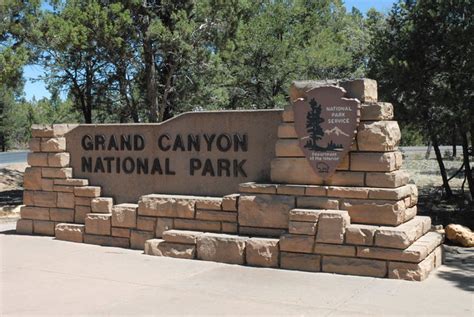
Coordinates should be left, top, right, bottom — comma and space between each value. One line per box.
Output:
0, 163, 27, 219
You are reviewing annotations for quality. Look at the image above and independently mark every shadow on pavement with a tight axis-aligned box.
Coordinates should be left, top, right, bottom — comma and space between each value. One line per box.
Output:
438, 245, 474, 292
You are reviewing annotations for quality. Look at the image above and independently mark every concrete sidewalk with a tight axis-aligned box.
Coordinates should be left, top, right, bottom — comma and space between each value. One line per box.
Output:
1, 221, 472, 316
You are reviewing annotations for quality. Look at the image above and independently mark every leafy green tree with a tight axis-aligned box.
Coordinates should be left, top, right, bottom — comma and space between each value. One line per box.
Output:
0, 0, 40, 150
368, 0, 474, 200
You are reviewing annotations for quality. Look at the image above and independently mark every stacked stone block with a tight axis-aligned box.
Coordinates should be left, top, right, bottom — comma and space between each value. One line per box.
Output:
16, 78, 444, 281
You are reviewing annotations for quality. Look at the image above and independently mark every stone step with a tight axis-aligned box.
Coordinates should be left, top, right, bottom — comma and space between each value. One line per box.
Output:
356, 231, 444, 263
346, 216, 431, 249
55, 223, 85, 243
142, 228, 443, 281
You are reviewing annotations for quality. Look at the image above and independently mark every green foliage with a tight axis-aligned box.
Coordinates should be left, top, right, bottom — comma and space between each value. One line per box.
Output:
399, 123, 425, 146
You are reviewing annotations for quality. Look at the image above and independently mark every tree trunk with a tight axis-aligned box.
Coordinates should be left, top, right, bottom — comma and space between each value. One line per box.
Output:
461, 131, 474, 201
143, 37, 159, 122
432, 135, 453, 198
452, 127, 457, 157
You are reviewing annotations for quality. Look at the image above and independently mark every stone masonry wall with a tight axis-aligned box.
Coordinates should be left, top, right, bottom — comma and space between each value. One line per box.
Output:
16, 78, 444, 281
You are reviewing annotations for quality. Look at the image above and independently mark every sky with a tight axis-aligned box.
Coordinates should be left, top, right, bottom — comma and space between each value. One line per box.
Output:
22, 0, 396, 101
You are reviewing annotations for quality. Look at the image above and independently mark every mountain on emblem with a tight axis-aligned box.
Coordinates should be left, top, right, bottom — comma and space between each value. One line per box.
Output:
324, 127, 349, 137
293, 85, 360, 179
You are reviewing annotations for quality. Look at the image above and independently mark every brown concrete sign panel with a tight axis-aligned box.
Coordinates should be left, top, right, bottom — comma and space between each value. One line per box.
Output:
293, 86, 360, 179
66, 110, 281, 203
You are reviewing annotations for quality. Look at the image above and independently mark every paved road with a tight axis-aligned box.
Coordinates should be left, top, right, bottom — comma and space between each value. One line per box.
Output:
0, 151, 28, 166
0, 221, 472, 316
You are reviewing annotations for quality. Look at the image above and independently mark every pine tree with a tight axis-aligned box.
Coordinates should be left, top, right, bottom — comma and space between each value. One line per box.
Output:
305, 98, 324, 150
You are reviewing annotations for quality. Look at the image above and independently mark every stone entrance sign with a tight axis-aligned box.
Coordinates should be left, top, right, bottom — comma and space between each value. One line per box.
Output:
294, 86, 359, 179
17, 78, 444, 282
67, 110, 281, 203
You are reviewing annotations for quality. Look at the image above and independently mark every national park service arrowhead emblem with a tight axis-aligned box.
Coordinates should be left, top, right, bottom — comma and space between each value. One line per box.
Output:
294, 86, 360, 179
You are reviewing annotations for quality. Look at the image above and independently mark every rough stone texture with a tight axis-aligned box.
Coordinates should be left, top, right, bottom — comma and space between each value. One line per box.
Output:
75, 197, 92, 206
54, 178, 89, 186
289, 209, 323, 222
84, 234, 129, 248
155, 218, 174, 238
91, 197, 113, 213
23, 191, 34, 205
136, 216, 156, 232
276, 185, 306, 196
23, 167, 42, 190
339, 78, 378, 103
222, 194, 239, 211
279, 234, 315, 253
55, 223, 84, 243
238, 194, 294, 230
27, 153, 49, 167
360, 102, 393, 121
49, 208, 74, 222
277, 123, 297, 138
296, 197, 339, 210
74, 186, 101, 198
33, 220, 55, 236
174, 219, 221, 232
111, 227, 131, 238
368, 185, 414, 200
75, 206, 90, 224
366, 170, 410, 188
239, 183, 277, 194
327, 186, 369, 199
289, 221, 317, 235
40, 137, 66, 152
41, 178, 54, 191
305, 185, 327, 196
47, 153, 70, 167
138, 194, 196, 218
357, 232, 443, 263
196, 210, 237, 222
26, 191, 57, 208
29, 138, 41, 152
350, 152, 402, 172
16, 219, 33, 234
52, 185, 74, 193
162, 229, 203, 244
42, 167, 72, 179
85, 213, 111, 236
323, 256, 387, 278
144, 239, 196, 259
246, 238, 279, 268
289, 80, 338, 102
388, 252, 435, 281
197, 233, 247, 265
342, 199, 407, 226
280, 252, 321, 272
357, 121, 400, 152
345, 224, 377, 246
57, 192, 75, 209
314, 244, 356, 257
195, 197, 222, 210
445, 224, 474, 247
316, 210, 350, 244
31, 124, 77, 137
374, 216, 430, 249
222, 222, 238, 234
20, 206, 50, 220
239, 227, 286, 238
111, 203, 137, 228
130, 230, 154, 250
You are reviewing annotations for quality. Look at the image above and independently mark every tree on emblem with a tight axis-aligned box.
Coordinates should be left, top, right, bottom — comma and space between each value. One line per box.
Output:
304, 98, 325, 151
